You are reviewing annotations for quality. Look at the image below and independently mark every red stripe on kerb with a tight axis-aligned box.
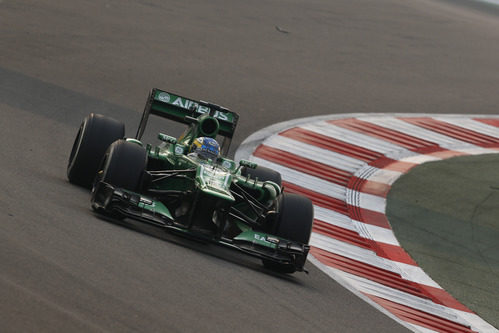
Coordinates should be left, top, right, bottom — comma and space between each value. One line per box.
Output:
315, 218, 419, 266
349, 176, 391, 197
427, 150, 469, 159
419, 285, 473, 313
313, 248, 472, 313
313, 219, 371, 249
329, 118, 439, 152
373, 159, 417, 173
349, 205, 392, 229
279, 127, 417, 172
282, 181, 349, 215
311, 247, 429, 299
282, 181, 391, 229
253, 145, 351, 186
280, 127, 383, 162
401, 117, 499, 147
372, 242, 417, 266
365, 294, 477, 333
254, 145, 392, 197
473, 118, 499, 128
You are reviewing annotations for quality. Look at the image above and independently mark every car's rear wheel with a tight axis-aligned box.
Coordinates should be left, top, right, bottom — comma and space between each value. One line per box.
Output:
67, 113, 125, 188
241, 165, 282, 187
262, 193, 313, 273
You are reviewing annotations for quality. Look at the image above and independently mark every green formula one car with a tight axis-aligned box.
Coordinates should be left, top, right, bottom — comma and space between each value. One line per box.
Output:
67, 89, 313, 273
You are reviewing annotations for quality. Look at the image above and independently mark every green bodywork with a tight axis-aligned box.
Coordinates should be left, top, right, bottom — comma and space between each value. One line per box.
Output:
91, 89, 309, 271
152, 90, 236, 129
234, 231, 279, 250
106, 89, 282, 251
137, 198, 173, 220
138, 139, 280, 228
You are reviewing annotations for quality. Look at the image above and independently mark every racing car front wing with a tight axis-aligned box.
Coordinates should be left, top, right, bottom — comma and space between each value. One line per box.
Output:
91, 181, 310, 272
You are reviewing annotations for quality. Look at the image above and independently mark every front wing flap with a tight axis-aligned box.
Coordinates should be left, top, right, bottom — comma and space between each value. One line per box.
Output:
232, 231, 310, 272
91, 181, 175, 227
91, 181, 310, 272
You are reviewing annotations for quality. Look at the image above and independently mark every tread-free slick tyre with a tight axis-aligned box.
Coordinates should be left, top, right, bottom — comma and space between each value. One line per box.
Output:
67, 113, 125, 188
97, 140, 147, 192
91, 140, 147, 218
262, 193, 313, 273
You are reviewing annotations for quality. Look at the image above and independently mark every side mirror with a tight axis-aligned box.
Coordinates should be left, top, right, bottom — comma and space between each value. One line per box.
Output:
158, 133, 177, 145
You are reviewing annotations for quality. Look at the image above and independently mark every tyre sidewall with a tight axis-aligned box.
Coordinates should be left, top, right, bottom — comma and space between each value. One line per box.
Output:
67, 113, 125, 188
275, 193, 313, 244
100, 140, 147, 192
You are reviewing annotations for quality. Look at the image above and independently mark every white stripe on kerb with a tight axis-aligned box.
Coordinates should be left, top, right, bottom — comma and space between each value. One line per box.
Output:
252, 156, 388, 213
399, 154, 441, 164
352, 220, 400, 246
262, 134, 366, 173
300, 121, 413, 158
356, 167, 402, 185
395, 261, 440, 289
406, 323, 440, 333
454, 147, 499, 156
249, 156, 347, 201
435, 117, 499, 139
453, 310, 499, 333
334, 270, 469, 327
312, 232, 439, 288
310, 232, 397, 272
307, 255, 421, 333
358, 192, 386, 213
361, 116, 477, 149
314, 205, 401, 246
315, 205, 403, 248
313, 206, 356, 232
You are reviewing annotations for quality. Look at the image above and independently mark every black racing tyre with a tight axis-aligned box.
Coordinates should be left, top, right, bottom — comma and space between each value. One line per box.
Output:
67, 113, 125, 188
94, 140, 147, 192
241, 165, 282, 187
262, 193, 314, 274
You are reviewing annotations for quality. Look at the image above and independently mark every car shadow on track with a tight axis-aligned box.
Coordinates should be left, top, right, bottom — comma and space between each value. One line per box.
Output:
91, 211, 308, 285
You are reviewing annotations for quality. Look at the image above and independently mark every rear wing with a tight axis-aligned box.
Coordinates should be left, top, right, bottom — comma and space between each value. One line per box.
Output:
135, 88, 239, 141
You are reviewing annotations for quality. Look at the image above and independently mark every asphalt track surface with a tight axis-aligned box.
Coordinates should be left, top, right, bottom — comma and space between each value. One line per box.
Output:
1, 0, 499, 332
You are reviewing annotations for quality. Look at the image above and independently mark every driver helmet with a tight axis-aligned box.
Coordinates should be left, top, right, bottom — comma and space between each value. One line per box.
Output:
190, 137, 220, 160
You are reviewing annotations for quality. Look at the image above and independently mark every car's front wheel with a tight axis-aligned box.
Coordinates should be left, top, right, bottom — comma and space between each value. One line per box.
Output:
91, 140, 147, 217
94, 140, 147, 192
262, 193, 313, 273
